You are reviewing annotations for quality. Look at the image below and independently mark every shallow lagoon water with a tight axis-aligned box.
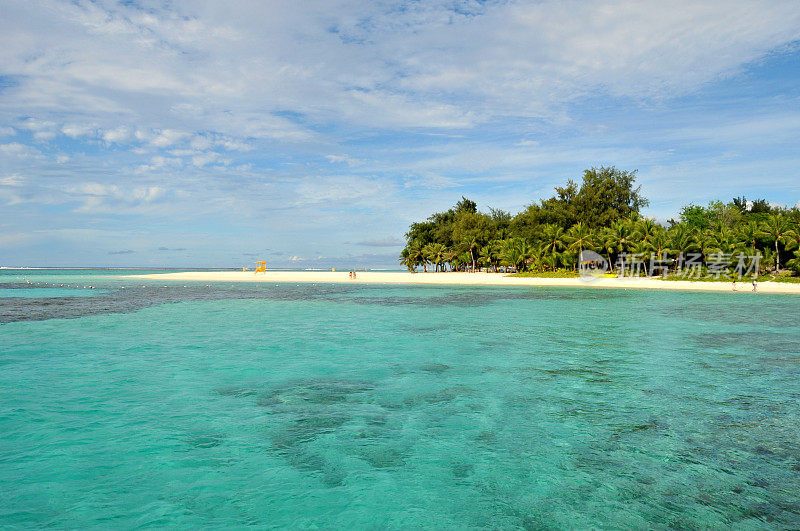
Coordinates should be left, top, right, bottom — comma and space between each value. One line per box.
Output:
1, 270, 799, 528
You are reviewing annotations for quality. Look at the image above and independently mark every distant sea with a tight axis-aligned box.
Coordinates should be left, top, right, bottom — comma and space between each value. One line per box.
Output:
1, 269, 799, 527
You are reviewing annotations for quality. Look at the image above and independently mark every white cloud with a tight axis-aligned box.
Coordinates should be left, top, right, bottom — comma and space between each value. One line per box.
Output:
189, 135, 212, 150
0, 126, 16, 137
215, 137, 252, 151
33, 130, 57, 140
61, 123, 94, 138
67, 182, 168, 213
357, 236, 404, 247
0, 174, 24, 186
134, 129, 152, 142
325, 154, 363, 166
150, 129, 188, 148
294, 175, 397, 207
18, 118, 56, 133
515, 140, 540, 147
135, 155, 183, 173
19, 118, 57, 141
101, 126, 131, 144
402, 173, 459, 190
1, 0, 797, 139
191, 151, 220, 167
0, 142, 41, 159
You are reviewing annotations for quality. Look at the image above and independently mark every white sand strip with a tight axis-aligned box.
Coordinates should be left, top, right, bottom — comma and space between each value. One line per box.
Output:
122, 271, 800, 294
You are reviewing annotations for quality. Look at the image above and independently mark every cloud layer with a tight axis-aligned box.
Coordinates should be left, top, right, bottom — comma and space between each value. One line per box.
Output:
1, 1, 799, 266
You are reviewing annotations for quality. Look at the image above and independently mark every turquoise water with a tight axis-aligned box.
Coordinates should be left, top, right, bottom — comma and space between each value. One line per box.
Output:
0, 288, 107, 298
1, 270, 799, 528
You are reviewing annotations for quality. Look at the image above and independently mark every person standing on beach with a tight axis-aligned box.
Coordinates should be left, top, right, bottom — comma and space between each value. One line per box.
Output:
752, 279, 758, 292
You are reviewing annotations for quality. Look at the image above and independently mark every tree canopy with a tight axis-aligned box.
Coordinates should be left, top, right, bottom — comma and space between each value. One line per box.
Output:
400, 167, 800, 277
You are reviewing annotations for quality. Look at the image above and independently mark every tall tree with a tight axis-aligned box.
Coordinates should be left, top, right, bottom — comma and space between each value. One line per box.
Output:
541, 224, 566, 256
422, 242, 447, 272
566, 222, 595, 259
759, 214, 796, 271
500, 238, 528, 272
668, 224, 698, 266
634, 218, 658, 244
738, 220, 761, 254
572, 166, 649, 228
603, 219, 636, 271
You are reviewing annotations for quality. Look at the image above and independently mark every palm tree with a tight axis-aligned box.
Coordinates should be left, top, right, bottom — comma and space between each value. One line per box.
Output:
634, 218, 658, 244
401, 240, 427, 272
629, 239, 650, 275
500, 238, 527, 272
561, 248, 578, 271
478, 243, 499, 272
737, 220, 761, 254
669, 224, 697, 256
540, 224, 565, 269
566, 222, 595, 260
697, 229, 716, 262
421, 243, 434, 272
399, 248, 415, 271
597, 227, 616, 268
761, 247, 776, 275
423, 242, 447, 272
527, 244, 544, 272
412, 241, 429, 272
706, 223, 741, 255
431, 243, 447, 272
537, 242, 559, 271
646, 227, 672, 271
519, 239, 535, 272
667, 224, 697, 275
787, 249, 800, 274
643, 229, 674, 276
784, 217, 800, 255
464, 235, 481, 273
759, 214, 796, 271
603, 219, 635, 272
452, 251, 472, 271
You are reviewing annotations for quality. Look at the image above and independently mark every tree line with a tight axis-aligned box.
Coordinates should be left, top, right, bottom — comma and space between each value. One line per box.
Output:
399, 166, 800, 276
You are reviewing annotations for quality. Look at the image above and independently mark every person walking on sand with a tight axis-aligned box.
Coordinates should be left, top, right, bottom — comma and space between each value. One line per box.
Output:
732, 280, 736, 291
752, 279, 757, 292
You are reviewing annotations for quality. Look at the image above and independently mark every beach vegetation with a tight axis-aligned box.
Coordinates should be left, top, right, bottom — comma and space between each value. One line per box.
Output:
400, 166, 800, 279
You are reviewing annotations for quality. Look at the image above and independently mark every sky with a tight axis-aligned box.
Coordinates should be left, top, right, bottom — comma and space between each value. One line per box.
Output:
1, 0, 799, 268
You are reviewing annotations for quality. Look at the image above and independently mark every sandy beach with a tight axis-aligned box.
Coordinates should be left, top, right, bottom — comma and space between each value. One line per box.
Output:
123, 271, 800, 294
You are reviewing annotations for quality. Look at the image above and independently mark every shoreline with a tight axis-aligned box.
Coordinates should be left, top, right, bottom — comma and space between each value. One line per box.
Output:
122, 271, 800, 294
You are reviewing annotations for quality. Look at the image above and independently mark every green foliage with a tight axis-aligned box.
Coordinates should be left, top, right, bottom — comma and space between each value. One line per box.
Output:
514, 166, 648, 231
786, 249, 800, 274
399, 167, 800, 278
759, 214, 797, 271
509, 269, 578, 278
678, 204, 710, 231
572, 166, 649, 228
499, 238, 529, 272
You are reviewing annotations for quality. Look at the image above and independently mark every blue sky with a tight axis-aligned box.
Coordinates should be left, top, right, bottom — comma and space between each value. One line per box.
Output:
1, 0, 799, 268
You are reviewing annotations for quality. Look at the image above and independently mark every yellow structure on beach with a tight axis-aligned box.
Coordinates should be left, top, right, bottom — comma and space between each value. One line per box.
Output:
254, 261, 267, 274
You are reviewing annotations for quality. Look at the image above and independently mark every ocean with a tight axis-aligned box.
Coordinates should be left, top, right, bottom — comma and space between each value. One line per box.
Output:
1, 269, 799, 528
